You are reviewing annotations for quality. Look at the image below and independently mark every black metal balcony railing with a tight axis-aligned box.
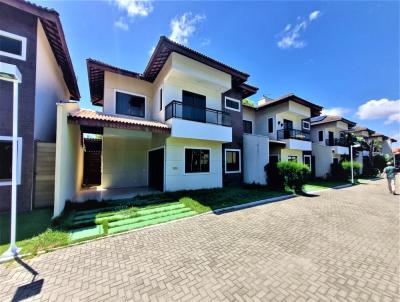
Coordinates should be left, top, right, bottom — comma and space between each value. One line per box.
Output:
277, 129, 311, 141
165, 100, 231, 127
325, 138, 349, 147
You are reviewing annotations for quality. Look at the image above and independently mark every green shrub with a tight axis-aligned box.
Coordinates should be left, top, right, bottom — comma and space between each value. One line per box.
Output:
329, 161, 348, 181
265, 162, 285, 190
276, 161, 310, 192
341, 160, 362, 178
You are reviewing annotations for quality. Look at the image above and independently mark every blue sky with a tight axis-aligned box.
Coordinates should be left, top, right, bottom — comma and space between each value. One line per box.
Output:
35, 0, 399, 145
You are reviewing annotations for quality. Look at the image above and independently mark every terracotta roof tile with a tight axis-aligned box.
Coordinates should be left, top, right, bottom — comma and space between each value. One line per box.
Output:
69, 109, 170, 130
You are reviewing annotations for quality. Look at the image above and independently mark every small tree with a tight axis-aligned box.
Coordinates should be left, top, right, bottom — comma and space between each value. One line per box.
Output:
242, 98, 256, 108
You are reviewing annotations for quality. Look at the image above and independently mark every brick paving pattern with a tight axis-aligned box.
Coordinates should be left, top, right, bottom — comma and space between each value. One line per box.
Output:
0, 179, 399, 301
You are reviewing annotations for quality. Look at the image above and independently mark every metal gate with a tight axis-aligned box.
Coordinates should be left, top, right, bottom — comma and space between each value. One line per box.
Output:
34, 142, 56, 208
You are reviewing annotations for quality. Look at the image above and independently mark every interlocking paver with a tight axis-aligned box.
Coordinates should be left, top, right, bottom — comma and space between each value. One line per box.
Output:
0, 179, 399, 301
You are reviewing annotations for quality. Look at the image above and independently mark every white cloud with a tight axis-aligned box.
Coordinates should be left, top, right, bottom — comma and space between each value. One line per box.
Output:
356, 98, 400, 124
113, 0, 153, 17
114, 17, 129, 30
277, 10, 321, 49
321, 107, 351, 116
309, 10, 321, 21
169, 12, 205, 45
201, 38, 211, 46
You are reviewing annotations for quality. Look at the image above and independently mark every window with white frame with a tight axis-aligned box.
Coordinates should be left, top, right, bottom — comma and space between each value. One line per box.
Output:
0, 136, 22, 185
302, 120, 310, 130
115, 91, 145, 117
0, 30, 27, 61
225, 149, 241, 173
224, 97, 241, 112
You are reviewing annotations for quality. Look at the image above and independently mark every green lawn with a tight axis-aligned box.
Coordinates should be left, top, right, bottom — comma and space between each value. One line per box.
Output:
1, 186, 290, 257
0, 208, 69, 255
303, 180, 351, 192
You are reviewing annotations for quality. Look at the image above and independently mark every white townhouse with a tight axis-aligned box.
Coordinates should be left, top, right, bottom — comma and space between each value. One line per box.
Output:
346, 125, 397, 171
53, 36, 257, 216
242, 94, 322, 183
310, 115, 355, 178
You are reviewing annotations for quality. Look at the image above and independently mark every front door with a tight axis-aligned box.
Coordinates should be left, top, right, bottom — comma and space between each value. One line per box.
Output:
148, 148, 164, 191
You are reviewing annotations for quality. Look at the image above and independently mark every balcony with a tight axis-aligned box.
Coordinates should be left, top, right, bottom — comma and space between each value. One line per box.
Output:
165, 100, 231, 126
277, 128, 311, 151
164, 100, 232, 142
325, 138, 348, 147
277, 129, 311, 141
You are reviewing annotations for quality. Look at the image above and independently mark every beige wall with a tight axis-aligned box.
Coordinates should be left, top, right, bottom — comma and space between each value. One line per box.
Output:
165, 137, 223, 191
34, 20, 70, 142
53, 102, 83, 217
103, 71, 154, 118
281, 148, 304, 164
102, 128, 151, 189
243, 107, 256, 134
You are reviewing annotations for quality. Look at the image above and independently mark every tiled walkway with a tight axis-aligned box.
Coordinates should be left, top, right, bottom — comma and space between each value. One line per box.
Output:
1, 179, 398, 301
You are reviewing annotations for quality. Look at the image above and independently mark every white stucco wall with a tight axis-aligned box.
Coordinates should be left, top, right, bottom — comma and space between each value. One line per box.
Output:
243, 134, 269, 184
53, 102, 83, 217
312, 143, 333, 178
168, 118, 232, 142
164, 137, 222, 191
102, 128, 151, 189
103, 71, 154, 118
34, 20, 70, 142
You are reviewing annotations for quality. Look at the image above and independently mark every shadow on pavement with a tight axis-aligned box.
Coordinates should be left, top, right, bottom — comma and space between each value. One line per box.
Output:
11, 257, 43, 302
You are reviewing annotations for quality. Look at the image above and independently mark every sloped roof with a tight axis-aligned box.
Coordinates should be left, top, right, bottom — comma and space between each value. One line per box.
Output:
310, 115, 356, 127
87, 36, 258, 105
68, 109, 170, 133
1, 0, 80, 99
348, 125, 374, 135
243, 93, 323, 117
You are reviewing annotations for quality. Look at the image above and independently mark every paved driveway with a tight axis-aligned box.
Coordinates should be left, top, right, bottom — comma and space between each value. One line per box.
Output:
1, 179, 399, 301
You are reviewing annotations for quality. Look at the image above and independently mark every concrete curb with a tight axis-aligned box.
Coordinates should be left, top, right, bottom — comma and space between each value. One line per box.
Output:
305, 183, 353, 194
213, 194, 296, 214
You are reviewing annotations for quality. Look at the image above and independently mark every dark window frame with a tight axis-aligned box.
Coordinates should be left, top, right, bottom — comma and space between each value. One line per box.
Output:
318, 130, 324, 142
243, 120, 253, 134
0, 136, 22, 185
288, 155, 298, 162
268, 117, 274, 133
225, 149, 241, 173
159, 88, 163, 111
185, 148, 210, 174
115, 91, 146, 118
